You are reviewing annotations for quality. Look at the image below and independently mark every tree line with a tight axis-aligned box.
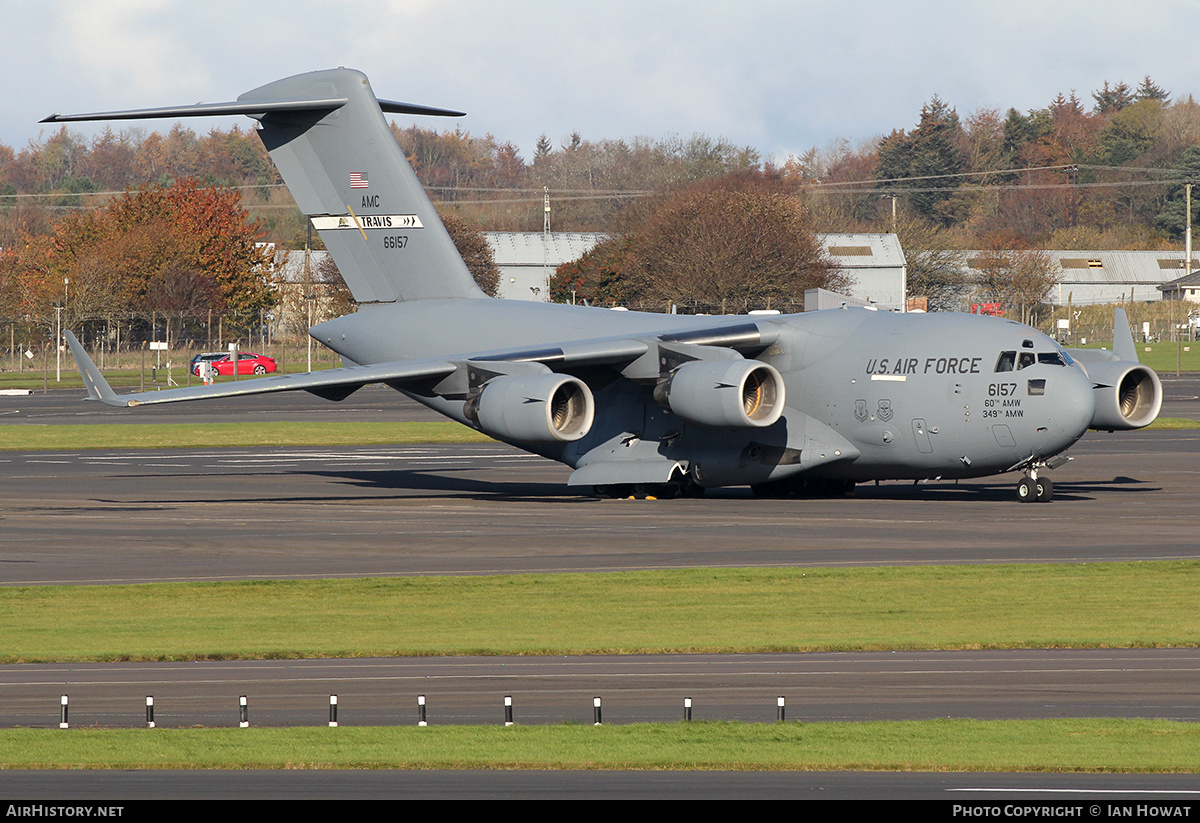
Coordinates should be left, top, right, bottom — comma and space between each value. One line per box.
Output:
3, 75, 1198, 331
0, 179, 277, 355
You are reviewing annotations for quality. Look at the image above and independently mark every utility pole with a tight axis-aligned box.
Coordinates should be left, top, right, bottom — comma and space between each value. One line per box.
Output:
306, 222, 313, 373
56, 277, 69, 383
54, 304, 62, 383
1181, 182, 1191, 376
542, 187, 551, 301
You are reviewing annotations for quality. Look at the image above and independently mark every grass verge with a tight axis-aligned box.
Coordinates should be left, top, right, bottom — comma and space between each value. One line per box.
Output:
3, 563, 1199, 663
1, 719, 1198, 772
1144, 416, 1200, 430
0, 417, 1192, 452
0, 420, 492, 450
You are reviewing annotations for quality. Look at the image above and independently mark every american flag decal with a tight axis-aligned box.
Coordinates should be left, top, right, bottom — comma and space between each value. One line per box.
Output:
349, 172, 369, 189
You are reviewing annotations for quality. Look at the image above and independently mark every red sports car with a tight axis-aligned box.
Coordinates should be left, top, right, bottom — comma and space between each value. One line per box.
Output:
194, 352, 277, 377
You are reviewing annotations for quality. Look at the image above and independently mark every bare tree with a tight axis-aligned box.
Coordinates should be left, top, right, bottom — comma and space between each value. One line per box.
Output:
973, 248, 1059, 325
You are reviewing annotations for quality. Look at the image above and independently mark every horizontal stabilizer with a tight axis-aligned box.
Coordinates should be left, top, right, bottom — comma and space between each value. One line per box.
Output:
45, 68, 476, 305
42, 97, 462, 124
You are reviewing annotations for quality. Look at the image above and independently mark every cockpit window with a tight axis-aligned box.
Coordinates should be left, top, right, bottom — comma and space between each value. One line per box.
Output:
995, 351, 1016, 372
1017, 352, 1036, 370
1037, 351, 1067, 367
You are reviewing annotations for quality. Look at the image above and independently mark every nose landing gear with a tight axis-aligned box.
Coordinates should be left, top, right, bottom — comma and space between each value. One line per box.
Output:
1013, 454, 1070, 503
1016, 474, 1053, 503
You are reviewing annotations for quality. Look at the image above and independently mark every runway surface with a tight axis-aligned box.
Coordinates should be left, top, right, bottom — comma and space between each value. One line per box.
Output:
4, 650, 1199, 728
1, 379, 1198, 799
0, 430, 1197, 584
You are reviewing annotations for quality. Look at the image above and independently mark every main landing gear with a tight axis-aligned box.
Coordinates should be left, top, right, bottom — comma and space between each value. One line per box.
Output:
593, 479, 706, 500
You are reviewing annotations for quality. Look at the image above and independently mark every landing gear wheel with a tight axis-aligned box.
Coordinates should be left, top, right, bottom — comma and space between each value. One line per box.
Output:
1035, 477, 1053, 503
1016, 477, 1036, 503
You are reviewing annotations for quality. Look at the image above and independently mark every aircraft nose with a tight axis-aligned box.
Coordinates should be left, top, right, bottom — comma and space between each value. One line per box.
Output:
1047, 366, 1096, 448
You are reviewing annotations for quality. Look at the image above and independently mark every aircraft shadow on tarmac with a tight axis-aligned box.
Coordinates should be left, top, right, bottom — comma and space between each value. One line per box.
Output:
852, 475, 1159, 503
308, 468, 578, 502
302, 468, 1161, 504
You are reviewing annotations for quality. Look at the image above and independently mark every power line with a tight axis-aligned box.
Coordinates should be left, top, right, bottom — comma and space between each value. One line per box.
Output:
5, 159, 1196, 212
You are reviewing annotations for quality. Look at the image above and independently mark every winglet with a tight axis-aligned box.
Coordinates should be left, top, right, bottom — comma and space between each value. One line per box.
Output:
64, 330, 126, 406
1112, 308, 1139, 363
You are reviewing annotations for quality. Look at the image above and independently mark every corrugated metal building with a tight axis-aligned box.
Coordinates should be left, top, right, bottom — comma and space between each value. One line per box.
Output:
820, 233, 907, 311
962, 250, 1194, 306
487, 232, 607, 301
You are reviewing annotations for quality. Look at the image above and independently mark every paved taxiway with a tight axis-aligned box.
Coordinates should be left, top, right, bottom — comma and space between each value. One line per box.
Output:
0, 430, 1197, 584
1, 380, 1198, 798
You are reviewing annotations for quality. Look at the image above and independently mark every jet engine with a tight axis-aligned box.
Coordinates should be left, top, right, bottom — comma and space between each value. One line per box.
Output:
653, 359, 785, 429
465, 373, 595, 443
1083, 360, 1162, 430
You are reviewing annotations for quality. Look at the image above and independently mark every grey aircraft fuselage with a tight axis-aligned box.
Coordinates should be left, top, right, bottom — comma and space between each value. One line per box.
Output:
311, 297, 1095, 487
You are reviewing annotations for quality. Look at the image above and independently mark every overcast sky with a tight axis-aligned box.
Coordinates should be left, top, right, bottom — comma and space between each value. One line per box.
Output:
5, 1, 1199, 166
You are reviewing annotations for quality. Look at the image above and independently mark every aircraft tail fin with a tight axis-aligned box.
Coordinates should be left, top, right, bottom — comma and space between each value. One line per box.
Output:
44, 68, 485, 305
1112, 307, 1139, 363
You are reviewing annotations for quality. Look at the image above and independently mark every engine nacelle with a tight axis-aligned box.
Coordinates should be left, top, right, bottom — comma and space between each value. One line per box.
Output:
654, 359, 785, 429
1083, 360, 1162, 430
465, 373, 595, 443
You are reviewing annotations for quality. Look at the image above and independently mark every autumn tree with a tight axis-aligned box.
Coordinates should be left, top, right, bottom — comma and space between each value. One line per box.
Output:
551, 172, 842, 312
2, 178, 277, 345
437, 209, 500, 297
972, 243, 1059, 325
550, 236, 638, 305
105, 179, 278, 325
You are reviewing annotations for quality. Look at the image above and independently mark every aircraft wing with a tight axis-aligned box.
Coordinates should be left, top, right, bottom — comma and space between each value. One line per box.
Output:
65, 330, 457, 408
64, 330, 663, 409
66, 320, 775, 407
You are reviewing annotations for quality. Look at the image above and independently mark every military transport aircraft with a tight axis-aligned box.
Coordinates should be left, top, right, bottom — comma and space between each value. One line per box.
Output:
50, 68, 1162, 502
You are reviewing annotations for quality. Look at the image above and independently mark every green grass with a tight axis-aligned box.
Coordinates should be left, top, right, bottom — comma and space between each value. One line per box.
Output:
3, 563, 1198, 663
0, 416, 1191, 453
1144, 416, 1200, 430
5, 565, 1199, 773
0, 420, 492, 450
1121, 344, 1200, 374
2, 719, 1197, 772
